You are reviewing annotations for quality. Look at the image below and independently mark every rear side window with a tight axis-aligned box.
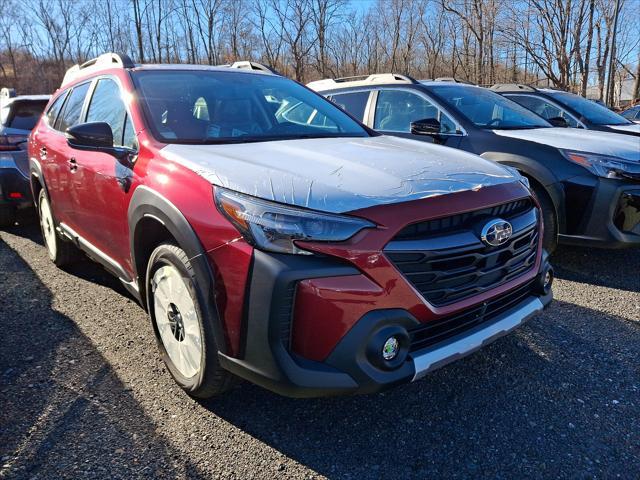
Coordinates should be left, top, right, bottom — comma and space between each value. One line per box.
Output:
374, 89, 457, 133
86, 78, 129, 147
46, 93, 68, 127
331, 91, 369, 121
1, 100, 49, 130
56, 83, 90, 132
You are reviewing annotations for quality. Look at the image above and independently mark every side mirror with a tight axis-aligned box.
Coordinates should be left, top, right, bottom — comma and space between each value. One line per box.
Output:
66, 122, 114, 149
548, 116, 569, 128
66, 122, 136, 167
410, 118, 441, 136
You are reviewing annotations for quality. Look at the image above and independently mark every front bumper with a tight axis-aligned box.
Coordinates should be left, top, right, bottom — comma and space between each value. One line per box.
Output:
0, 153, 32, 207
559, 176, 640, 248
218, 250, 553, 398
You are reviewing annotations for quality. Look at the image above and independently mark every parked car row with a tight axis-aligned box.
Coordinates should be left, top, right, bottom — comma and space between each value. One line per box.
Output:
4, 53, 638, 401
307, 75, 640, 251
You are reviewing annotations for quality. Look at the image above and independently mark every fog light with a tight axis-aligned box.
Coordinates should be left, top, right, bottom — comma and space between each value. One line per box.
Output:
543, 270, 553, 289
382, 336, 400, 361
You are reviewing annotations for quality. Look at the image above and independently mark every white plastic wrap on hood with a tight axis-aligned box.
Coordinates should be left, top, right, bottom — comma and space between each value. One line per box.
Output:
606, 123, 640, 134
161, 135, 518, 213
493, 127, 640, 161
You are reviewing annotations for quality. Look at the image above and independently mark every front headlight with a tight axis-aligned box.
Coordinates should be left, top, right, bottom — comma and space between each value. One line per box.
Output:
215, 187, 376, 255
562, 150, 640, 180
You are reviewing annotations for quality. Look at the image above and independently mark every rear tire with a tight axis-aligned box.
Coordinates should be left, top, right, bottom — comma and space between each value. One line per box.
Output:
0, 206, 16, 228
530, 182, 558, 253
147, 243, 235, 398
37, 189, 80, 267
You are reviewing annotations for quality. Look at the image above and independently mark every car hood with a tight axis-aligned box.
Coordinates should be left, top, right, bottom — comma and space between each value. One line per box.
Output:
606, 123, 640, 134
492, 128, 640, 161
161, 135, 518, 213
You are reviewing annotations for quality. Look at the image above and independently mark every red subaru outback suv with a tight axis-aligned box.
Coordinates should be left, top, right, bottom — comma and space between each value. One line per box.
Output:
29, 53, 553, 398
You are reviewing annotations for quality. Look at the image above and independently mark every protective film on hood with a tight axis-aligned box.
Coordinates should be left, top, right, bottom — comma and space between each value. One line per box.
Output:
161, 135, 518, 213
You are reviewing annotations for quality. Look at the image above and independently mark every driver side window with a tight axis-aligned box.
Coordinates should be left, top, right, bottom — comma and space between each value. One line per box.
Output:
508, 95, 579, 128
86, 78, 137, 149
373, 90, 456, 133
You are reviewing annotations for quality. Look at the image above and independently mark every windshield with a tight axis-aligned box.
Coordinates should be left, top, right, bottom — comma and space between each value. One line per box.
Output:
546, 91, 632, 126
429, 85, 551, 129
132, 70, 369, 144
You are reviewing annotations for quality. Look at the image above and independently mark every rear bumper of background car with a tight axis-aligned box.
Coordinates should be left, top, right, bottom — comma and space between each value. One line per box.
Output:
559, 176, 640, 248
0, 153, 32, 208
218, 249, 554, 398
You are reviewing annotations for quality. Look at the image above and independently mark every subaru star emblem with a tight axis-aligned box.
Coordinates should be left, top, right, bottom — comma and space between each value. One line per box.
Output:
481, 219, 513, 247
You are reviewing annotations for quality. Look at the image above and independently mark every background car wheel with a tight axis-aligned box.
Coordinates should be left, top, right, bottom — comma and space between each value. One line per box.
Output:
530, 183, 558, 253
0, 206, 16, 228
147, 243, 235, 398
37, 189, 79, 267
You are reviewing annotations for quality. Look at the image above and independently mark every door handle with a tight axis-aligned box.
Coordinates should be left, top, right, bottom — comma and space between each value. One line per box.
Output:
68, 157, 78, 172
39, 147, 47, 160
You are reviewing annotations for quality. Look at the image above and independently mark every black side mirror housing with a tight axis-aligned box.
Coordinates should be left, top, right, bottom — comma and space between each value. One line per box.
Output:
66, 122, 136, 167
548, 116, 569, 128
410, 118, 441, 136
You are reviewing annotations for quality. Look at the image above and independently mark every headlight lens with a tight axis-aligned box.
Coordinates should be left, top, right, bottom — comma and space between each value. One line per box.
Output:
215, 188, 375, 255
562, 150, 640, 179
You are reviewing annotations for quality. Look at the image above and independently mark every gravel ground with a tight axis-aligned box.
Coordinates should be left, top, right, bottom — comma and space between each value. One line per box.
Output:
1, 214, 639, 479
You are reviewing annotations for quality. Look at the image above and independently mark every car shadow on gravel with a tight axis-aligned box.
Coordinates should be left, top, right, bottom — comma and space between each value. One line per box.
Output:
4, 220, 136, 302
204, 300, 639, 479
0, 240, 204, 479
552, 245, 640, 293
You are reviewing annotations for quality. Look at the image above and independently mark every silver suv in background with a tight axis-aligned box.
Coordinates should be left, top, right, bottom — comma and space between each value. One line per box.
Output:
0, 88, 50, 226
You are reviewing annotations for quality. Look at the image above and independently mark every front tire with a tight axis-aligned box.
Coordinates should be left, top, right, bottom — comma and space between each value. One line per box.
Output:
37, 189, 79, 267
147, 243, 235, 398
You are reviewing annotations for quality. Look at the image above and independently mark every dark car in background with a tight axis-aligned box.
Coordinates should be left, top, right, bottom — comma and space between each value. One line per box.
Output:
490, 84, 640, 137
0, 88, 50, 226
308, 76, 640, 251
621, 105, 640, 124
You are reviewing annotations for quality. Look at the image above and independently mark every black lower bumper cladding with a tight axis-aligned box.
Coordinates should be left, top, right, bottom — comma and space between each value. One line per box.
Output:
219, 250, 554, 398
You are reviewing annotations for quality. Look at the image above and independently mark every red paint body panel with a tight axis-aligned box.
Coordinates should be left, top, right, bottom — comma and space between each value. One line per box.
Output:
293, 182, 542, 361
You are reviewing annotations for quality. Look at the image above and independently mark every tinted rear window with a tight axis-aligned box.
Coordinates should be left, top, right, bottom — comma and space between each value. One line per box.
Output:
331, 91, 370, 121
1, 100, 49, 130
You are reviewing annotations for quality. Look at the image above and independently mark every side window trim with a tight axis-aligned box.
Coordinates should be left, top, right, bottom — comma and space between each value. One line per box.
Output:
371, 87, 466, 136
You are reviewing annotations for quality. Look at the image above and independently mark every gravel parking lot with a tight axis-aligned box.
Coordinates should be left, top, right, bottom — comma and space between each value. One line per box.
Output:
1, 214, 639, 479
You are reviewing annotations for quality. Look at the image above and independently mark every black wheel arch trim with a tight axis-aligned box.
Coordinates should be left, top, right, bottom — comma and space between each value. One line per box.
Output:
29, 157, 49, 202
480, 152, 566, 233
128, 185, 229, 354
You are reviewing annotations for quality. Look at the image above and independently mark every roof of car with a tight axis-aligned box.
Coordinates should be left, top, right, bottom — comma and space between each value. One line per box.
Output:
307, 74, 478, 93
61, 53, 278, 88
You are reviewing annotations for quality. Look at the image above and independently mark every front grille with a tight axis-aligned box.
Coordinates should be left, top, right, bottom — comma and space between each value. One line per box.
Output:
386, 199, 539, 307
409, 280, 535, 352
395, 199, 532, 240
